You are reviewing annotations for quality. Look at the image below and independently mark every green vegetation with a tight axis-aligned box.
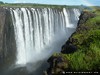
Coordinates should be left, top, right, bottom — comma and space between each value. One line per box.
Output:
0, 3, 65, 9
0, 2, 81, 10
64, 30, 100, 71
67, 9, 100, 71
53, 8, 100, 71
0, 1, 4, 4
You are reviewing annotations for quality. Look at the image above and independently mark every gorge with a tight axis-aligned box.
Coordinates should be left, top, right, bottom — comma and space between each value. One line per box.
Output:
0, 6, 80, 75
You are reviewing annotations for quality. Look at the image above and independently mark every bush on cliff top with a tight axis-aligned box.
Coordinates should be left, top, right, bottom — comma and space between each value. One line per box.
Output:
57, 9, 100, 71
69, 9, 99, 70
64, 29, 100, 71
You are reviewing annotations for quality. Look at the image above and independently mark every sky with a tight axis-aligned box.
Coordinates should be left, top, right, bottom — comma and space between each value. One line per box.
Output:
0, 0, 100, 6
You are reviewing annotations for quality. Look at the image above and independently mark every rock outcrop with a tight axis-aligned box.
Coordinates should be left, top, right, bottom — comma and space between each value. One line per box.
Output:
0, 7, 6, 61
45, 10, 96, 75
0, 7, 16, 72
61, 10, 96, 54
46, 55, 68, 75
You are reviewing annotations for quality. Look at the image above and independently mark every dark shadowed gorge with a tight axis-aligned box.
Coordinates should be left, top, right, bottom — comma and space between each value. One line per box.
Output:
46, 7, 100, 75
0, 4, 100, 75
0, 5, 81, 75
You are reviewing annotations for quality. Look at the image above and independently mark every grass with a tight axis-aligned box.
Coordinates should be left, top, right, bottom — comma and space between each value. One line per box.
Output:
60, 37, 100, 71
0, 3, 82, 12
68, 30, 100, 71
53, 8, 100, 71
68, 10, 100, 71
0, 3, 81, 9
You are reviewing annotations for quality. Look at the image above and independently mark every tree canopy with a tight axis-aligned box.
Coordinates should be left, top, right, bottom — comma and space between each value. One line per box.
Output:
0, 1, 4, 4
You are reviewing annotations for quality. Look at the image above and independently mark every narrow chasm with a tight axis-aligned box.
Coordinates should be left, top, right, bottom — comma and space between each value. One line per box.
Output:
46, 9, 100, 75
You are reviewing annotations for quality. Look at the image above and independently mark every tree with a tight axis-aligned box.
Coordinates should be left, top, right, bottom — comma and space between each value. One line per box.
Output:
0, 1, 4, 4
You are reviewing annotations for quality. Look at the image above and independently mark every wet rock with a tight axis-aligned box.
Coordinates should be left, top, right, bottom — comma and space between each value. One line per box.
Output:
61, 40, 77, 54
46, 10, 96, 75
61, 11, 96, 54
46, 55, 68, 75
0, 7, 16, 71
0, 7, 6, 64
78, 10, 96, 25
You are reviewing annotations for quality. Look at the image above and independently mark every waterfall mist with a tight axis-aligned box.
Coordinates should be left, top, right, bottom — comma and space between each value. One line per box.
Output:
6, 7, 81, 74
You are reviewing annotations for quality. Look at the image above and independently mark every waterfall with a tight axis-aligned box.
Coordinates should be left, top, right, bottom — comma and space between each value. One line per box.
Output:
10, 7, 80, 65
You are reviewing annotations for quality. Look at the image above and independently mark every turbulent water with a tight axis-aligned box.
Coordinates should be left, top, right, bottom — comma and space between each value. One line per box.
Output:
10, 7, 80, 64
7, 7, 80, 74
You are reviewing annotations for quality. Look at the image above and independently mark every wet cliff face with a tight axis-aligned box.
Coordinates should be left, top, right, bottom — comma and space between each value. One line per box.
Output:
0, 8, 5, 57
0, 7, 80, 75
46, 10, 100, 75
0, 7, 16, 71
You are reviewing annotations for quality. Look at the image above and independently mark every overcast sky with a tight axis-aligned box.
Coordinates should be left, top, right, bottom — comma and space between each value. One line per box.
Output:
1, 0, 100, 6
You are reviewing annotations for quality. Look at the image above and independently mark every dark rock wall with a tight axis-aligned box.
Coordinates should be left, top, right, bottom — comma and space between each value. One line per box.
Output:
0, 7, 16, 71
0, 7, 6, 60
61, 11, 96, 53
45, 11, 96, 75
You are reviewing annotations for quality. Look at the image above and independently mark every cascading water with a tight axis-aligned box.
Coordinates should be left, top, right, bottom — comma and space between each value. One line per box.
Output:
10, 7, 80, 68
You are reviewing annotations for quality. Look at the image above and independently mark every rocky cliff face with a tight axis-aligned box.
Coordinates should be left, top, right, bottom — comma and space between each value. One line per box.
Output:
0, 7, 16, 71
0, 7, 80, 75
0, 7, 6, 57
61, 11, 96, 54
45, 10, 97, 75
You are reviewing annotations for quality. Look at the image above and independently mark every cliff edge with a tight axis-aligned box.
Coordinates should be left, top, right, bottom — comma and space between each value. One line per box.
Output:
46, 8, 100, 75
0, 7, 16, 71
